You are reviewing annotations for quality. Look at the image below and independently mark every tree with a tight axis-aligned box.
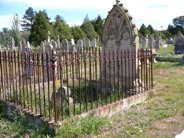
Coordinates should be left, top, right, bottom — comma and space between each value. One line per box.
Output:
1, 28, 11, 47
21, 7, 36, 31
29, 11, 54, 46
173, 16, 184, 28
55, 15, 65, 23
53, 16, 73, 40
167, 24, 184, 36
42, 10, 51, 22
71, 26, 86, 41
11, 13, 20, 46
81, 15, 97, 40
91, 15, 104, 36
147, 24, 155, 35
139, 24, 149, 36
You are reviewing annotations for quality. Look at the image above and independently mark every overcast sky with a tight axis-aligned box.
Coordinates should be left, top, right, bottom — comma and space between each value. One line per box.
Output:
0, 0, 184, 31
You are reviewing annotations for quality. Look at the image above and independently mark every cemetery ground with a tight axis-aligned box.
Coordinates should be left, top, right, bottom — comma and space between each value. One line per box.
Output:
0, 47, 184, 137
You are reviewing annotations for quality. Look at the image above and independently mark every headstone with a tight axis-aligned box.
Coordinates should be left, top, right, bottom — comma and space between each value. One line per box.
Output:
62, 39, 69, 52
141, 35, 148, 47
101, 3, 139, 89
148, 35, 154, 49
24, 41, 31, 52
19, 41, 23, 51
85, 38, 90, 48
69, 46, 77, 53
51, 39, 57, 50
46, 44, 57, 81
10, 37, 16, 51
70, 39, 75, 46
92, 38, 97, 47
174, 32, 184, 54
155, 35, 161, 49
82, 38, 86, 47
166, 38, 173, 44
50, 86, 73, 109
57, 36, 61, 48
77, 39, 83, 52
47, 31, 51, 43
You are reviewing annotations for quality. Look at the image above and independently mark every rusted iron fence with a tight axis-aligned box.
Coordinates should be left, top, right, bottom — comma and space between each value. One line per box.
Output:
0, 48, 153, 122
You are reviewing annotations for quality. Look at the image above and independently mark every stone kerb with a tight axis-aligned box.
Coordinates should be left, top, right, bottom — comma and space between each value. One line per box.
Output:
101, 3, 139, 90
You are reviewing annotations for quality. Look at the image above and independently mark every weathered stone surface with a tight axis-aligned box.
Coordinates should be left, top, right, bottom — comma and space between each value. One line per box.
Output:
85, 38, 90, 48
155, 35, 161, 49
50, 86, 73, 109
174, 32, 184, 54
62, 39, 69, 52
148, 35, 154, 49
92, 38, 97, 47
141, 35, 148, 47
166, 38, 173, 44
77, 39, 83, 52
101, 4, 139, 89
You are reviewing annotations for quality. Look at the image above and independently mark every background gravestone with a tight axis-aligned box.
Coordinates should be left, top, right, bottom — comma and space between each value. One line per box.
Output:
148, 35, 154, 49
77, 39, 83, 52
174, 32, 184, 54
92, 38, 97, 47
141, 35, 148, 48
101, 2, 139, 89
62, 39, 69, 52
155, 35, 161, 49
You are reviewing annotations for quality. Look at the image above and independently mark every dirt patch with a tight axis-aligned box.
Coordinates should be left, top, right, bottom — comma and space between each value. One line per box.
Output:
142, 115, 184, 138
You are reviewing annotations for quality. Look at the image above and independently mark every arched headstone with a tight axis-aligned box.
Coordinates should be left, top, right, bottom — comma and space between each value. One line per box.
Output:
101, 2, 139, 89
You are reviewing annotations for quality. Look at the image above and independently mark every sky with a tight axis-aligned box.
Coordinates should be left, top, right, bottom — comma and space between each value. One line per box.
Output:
0, 0, 184, 31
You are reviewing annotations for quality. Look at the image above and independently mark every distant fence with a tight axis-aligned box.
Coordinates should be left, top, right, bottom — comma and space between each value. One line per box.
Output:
0, 48, 153, 122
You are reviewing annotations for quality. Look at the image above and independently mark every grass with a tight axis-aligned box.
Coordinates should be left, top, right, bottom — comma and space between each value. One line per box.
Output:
156, 44, 183, 58
98, 61, 184, 138
1, 61, 184, 137
1, 46, 184, 137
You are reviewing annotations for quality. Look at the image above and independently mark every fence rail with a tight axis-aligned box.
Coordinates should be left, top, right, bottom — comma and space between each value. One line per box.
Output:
0, 48, 153, 122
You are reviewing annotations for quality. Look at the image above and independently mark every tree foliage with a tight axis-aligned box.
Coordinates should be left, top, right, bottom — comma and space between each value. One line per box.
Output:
0, 28, 11, 47
173, 16, 184, 28
81, 15, 97, 40
71, 26, 86, 41
53, 17, 73, 40
21, 7, 36, 31
167, 24, 184, 36
139, 24, 149, 36
91, 15, 104, 36
147, 24, 155, 35
29, 11, 53, 46
11, 13, 20, 46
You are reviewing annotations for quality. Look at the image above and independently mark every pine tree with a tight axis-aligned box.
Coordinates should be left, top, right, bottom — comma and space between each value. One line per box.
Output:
91, 15, 104, 36
11, 13, 20, 46
29, 11, 53, 46
147, 24, 155, 35
53, 15, 73, 40
139, 24, 149, 36
81, 15, 97, 40
71, 26, 86, 41
21, 7, 36, 31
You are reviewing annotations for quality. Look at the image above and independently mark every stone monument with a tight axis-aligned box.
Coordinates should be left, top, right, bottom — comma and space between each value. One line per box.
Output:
101, 1, 139, 89
174, 32, 184, 54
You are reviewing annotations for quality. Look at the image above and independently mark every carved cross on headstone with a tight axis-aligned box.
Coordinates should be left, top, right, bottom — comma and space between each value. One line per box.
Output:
116, 0, 120, 5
